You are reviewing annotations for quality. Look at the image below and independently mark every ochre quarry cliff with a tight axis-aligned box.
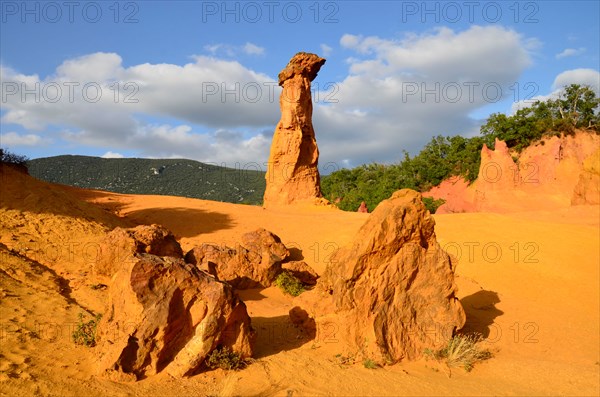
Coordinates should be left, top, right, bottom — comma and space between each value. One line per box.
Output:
263, 52, 326, 207
425, 131, 600, 213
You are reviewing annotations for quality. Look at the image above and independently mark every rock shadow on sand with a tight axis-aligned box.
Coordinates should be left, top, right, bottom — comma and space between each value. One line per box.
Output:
251, 312, 316, 359
124, 207, 234, 238
460, 290, 504, 338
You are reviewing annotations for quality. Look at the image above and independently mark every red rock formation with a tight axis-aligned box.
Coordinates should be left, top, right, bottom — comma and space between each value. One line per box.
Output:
572, 148, 600, 205
263, 52, 326, 207
357, 201, 369, 213
185, 228, 289, 289
425, 131, 600, 213
96, 254, 254, 379
317, 189, 465, 363
95, 224, 183, 277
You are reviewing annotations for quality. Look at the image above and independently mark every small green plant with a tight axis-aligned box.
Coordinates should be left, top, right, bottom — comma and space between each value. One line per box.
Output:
424, 334, 492, 373
333, 353, 356, 367
363, 358, 378, 369
274, 271, 305, 297
422, 197, 446, 214
205, 346, 246, 370
72, 313, 102, 347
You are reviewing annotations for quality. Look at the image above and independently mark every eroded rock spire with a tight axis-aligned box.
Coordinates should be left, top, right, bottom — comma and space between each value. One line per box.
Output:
263, 52, 326, 207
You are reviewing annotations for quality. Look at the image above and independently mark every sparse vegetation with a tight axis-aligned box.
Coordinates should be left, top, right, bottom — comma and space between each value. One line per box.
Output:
205, 346, 246, 370
72, 313, 102, 347
422, 197, 446, 214
332, 352, 357, 367
274, 271, 305, 296
424, 334, 492, 373
89, 283, 107, 290
1, 148, 29, 170
362, 358, 379, 369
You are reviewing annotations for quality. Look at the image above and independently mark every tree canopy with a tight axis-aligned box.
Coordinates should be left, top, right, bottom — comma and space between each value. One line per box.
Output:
322, 84, 599, 213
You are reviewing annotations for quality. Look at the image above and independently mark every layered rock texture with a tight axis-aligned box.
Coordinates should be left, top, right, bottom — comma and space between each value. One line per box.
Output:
95, 224, 183, 277
94, 225, 256, 380
263, 52, 326, 207
572, 148, 600, 205
318, 189, 465, 363
425, 131, 600, 213
282, 260, 319, 286
185, 228, 289, 289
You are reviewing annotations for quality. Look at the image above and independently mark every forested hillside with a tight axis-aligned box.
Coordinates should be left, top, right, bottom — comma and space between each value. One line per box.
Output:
28, 156, 266, 205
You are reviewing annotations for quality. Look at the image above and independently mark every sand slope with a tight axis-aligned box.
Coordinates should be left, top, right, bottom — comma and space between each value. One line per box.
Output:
1, 167, 598, 396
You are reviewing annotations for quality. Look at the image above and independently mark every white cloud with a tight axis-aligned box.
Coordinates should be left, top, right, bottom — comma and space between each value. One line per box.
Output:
101, 151, 124, 158
0, 26, 538, 167
204, 43, 265, 57
316, 25, 534, 165
552, 69, 599, 92
243, 42, 265, 56
1, 52, 279, 164
555, 47, 586, 59
320, 44, 333, 57
511, 69, 600, 113
1, 131, 51, 146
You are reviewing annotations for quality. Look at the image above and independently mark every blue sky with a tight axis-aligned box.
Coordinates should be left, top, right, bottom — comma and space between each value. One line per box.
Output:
1, 1, 598, 170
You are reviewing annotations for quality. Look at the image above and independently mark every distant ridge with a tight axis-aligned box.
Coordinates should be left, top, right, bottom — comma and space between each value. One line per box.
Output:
27, 155, 266, 205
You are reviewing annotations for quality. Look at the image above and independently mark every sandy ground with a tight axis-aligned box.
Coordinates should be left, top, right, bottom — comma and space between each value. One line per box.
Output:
1, 168, 598, 396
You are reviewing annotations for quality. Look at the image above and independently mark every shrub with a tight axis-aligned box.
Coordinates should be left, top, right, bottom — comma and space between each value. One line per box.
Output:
422, 197, 446, 214
0, 148, 29, 166
205, 346, 246, 370
363, 358, 378, 369
424, 334, 492, 373
72, 313, 102, 347
274, 271, 305, 297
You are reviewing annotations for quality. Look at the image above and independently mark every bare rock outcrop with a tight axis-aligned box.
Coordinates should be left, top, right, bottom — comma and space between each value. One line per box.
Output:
263, 52, 326, 207
96, 254, 254, 379
185, 228, 289, 289
357, 201, 369, 213
95, 224, 183, 277
426, 131, 600, 213
282, 260, 319, 286
572, 148, 600, 205
320, 189, 465, 363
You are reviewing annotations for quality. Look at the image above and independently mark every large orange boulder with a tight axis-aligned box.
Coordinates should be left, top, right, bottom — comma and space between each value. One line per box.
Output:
96, 254, 254, 379
95, 224, 183, 277
320, 189, 465, 363
185, 228, 289, 289
263, 52, 326, 207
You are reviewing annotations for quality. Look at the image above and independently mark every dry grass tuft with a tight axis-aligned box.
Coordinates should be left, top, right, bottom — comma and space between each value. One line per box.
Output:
424, 334, 492, 374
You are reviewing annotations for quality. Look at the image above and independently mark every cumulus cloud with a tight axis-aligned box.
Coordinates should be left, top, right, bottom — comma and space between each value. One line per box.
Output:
555, 47, 586, 59
1, 26, 538, 168
511, 69, 600, 113
552, 69, 599, 92
101, 151, 124, 158
314, 25, 534, 165
1, 52, 279, 165
1, 131, 51, 146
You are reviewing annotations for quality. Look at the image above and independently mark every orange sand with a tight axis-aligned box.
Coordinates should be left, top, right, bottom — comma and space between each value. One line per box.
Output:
1, 166, 598, 396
